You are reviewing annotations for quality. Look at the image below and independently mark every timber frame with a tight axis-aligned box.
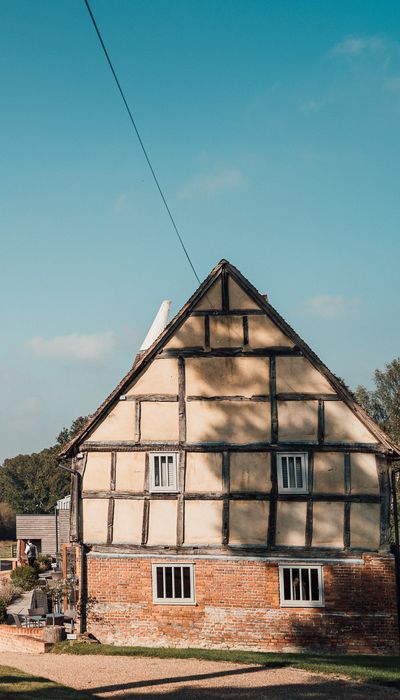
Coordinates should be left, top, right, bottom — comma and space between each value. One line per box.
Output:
59, 259, 400, 558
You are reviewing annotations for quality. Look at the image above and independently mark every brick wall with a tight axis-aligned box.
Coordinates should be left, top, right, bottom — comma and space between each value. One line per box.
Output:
0, 625, 49, 653
83, 553, 399, 654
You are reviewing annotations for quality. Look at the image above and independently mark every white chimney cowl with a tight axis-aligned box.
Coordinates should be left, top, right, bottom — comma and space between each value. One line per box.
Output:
139, 300, 171, 351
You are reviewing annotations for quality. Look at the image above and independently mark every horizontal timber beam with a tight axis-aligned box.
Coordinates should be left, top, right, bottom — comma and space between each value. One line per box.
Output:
81, 441, 388, 454
82, 489, 381, 503
157, 348, 303, 358
121, 394, 178, 402
191, 309, 266, 317
90, 544, 377, 559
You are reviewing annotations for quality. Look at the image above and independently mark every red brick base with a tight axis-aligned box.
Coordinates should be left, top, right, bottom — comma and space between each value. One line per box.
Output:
83, 553, 399, 654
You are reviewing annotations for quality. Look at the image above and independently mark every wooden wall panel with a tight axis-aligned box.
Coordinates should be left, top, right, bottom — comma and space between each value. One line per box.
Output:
194, 279, 222, 310
229, 501, 269, 544
82, 453, 112, 491
86, 402, 135, 442
228, 277, 260, 309
186, 401, 270, 443
115, 452, 146, 492
275, 501, 307, 546
186, 357, 269, 397
247, 316, 294, 349
147, 500, 177, 545
184, 500, 223, 544
112, 500, 143, 544
185, 453, 223, 492
351, 454, 379, 494
230, 452, 271, 492
313, 453, 344, 493
351, 503, 380, 549
126, 359, 178, 395
276, 357, 335, 394
325, 402, 378, 443
82, 499, 109, 543
312, 502, 344, 547
277, 401, 318, 441
210, 316, 244, 348
164, 316, 205, 349
140, 402, 179, 442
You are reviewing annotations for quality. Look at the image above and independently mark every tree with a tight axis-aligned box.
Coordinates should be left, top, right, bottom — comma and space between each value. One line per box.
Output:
0, 416, 89, 515
0, 502, 16, 539
355, 358, 400, 445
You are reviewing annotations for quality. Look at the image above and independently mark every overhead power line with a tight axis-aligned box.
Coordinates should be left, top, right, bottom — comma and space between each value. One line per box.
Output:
83, 0, 201, 284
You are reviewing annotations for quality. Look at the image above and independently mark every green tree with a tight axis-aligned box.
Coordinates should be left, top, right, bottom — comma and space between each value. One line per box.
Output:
0, 416, 89, 515
355, 357, 400, 445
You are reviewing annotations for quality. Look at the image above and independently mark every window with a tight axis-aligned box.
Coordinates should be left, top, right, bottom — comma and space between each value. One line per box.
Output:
152, 564, 195, 604
277, 453, 308, 493
150, 453, 178, 492
279, 566, 324, 607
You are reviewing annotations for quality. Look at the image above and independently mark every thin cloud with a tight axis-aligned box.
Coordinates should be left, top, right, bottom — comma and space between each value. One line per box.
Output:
300, 98, 330, 113
301, 295, 360, 320
178, 166, 245, 199
329, 35, 388, 58
27, 332, 116, 361
114, 193, 127, 213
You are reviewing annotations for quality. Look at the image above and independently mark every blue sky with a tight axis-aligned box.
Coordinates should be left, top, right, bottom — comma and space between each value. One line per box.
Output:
1, 0, 400, 461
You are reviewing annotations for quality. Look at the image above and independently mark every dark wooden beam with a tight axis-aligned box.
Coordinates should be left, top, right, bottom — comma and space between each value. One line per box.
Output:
270, 357, 278, 443
176, 450, 185, 546
70, 458, 80, 542
110, 452, 116, 491
107, 498, 114, 545
141, 499, 150, 545
318, 400, 325, 444
267, 453, 277, 547
344, 453, 351, 494
158, 348, 303, 359
91, 543, 370, 558
178, 357, 186, 444
123, 394, 178, 402
222, 268, 229, 311
204, 316, 210, 350
81, 490, 381, 503
243, 316, 249, 346
186, 395, 270, 402
191, 309, 266, 317
134, 401, 141, 444
377, 455, 391, 548
81, 441, 390, 454
305, 501, 313, 548
276, 393, 339, 402
222, 451, 230, 546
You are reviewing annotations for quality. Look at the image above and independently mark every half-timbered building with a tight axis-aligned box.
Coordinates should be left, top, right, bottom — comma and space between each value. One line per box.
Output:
59, 259, 400, 653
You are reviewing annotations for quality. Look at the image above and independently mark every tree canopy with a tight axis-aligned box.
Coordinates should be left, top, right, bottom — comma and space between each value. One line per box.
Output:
0, 416, 89, 515
355, 357, 400, 445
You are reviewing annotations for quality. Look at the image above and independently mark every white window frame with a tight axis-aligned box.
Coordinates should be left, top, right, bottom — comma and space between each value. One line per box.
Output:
277, 453, 309, 494
149, 452, 179, 493
279, 565, 324, 608
152, 563, 196, 605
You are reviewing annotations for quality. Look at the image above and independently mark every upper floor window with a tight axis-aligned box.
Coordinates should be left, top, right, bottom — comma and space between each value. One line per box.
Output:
150, 452, 178, 492
279, 565, 324, 607
277, 453, 308, 494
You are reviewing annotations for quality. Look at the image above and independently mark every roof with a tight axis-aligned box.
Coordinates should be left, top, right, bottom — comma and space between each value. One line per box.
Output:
58, 259, 400, 459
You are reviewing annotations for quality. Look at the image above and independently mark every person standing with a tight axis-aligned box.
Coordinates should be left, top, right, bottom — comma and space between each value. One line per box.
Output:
25, 540, 38, 566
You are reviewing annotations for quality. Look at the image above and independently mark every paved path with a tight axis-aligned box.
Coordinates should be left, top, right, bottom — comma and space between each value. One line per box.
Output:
1, 653, 399, 699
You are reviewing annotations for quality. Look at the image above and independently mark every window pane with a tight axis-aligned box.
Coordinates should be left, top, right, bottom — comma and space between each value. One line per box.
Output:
160, 456, 167, 487
167, 456, 175, 488
182, 567, 191, 598
174, 567, 182, 598
288, 457, 295, 488
300, 568, 310, 600
281, 457, 288, 488
295, 457, 303, 488
283, 569, 291, 600
154, 457, 160, 487
292, 568, 300, 600
311, 569, 320, 601
156, 567, 164, 598
165, 567, 173, 598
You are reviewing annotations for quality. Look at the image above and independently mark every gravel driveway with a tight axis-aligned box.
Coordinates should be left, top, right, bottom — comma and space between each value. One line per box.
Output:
1, 653, 399, 699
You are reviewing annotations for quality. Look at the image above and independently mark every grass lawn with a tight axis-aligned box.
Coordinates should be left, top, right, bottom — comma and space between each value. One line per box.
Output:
50, 643, 400, 689
0, 665, 90, 699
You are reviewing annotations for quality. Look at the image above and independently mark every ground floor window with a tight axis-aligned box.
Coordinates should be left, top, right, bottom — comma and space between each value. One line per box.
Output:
279, 565, 324, 607
152, 563, 195, 604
